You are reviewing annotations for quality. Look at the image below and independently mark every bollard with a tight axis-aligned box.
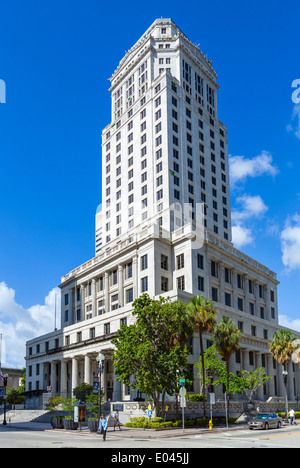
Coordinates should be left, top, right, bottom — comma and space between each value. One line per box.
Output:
209, 420, 213, 431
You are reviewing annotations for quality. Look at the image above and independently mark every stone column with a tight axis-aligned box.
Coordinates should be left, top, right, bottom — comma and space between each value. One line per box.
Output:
50, 361, 56, 394
255, 353, 264, 401
267, 355, 275, 398
113, 371, 122, 402
80, 284, 85, 323
219, 262, 225, 306
278, 363, 286, 398
206, 255, 211, 300
84, 355, 92, 386
244, 274, 249, 315
133, 255, 138, 300
72, 358, 79, 396
254, 281, 260, 317
92, 279, 97, 318
118, 265, 124, 308
104, 272, 109, 313
60, 360, 68, 398
242, 349, 250, 372
265, 285, 271, 321
232, 269, 237, 310
287, 361, 294, 401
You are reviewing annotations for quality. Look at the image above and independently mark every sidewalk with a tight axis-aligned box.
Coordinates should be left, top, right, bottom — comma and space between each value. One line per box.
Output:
1, 420, 248, 438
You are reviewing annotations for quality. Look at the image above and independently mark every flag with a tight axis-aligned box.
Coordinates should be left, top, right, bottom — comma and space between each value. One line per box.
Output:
0, 370, 4, 381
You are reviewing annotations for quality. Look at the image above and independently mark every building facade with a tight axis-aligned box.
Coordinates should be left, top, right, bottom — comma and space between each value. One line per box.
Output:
25, 19, 300, 405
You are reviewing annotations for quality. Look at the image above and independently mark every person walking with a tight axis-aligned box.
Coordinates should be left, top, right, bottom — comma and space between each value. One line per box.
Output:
289, 408, 297, 425
113, 409, 122, 431
99, 413, 108, 441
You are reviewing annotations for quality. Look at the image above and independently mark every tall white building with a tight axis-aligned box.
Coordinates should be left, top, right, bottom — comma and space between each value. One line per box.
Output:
26, 19, 299, 407
100, 19, 231, 250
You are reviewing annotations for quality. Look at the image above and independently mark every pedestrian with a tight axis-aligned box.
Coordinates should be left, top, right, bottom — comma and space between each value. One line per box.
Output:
289, 408, 297, 425
113, 409, 122, 431
99, 413, 108, 441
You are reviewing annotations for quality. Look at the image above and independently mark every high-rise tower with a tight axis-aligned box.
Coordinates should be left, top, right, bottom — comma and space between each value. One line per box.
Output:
98, 19, 231, 252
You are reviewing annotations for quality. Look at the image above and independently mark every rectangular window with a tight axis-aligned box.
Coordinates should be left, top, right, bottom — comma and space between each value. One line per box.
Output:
161, 277, 169, 292
141, 254, 148, 271
126, 288, 133, 304
176, 254, 184, 270
211, 287, 218, 302
141, 277, 148, 293
198, 276, 204, 292
177, 276, 185, 290
161, 254, 168, 270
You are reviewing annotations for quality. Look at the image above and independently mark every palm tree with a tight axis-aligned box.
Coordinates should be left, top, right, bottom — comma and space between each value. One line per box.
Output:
213, 317, 241, 422
186, 296, 217, 417
269, 328, 296, 419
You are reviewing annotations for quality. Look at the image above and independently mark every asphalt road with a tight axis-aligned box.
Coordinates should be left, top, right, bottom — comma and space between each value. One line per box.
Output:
1, 424, 300, 449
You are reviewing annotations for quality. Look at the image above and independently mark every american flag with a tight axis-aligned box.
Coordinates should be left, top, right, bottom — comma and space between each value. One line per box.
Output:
0, 370, 4, 381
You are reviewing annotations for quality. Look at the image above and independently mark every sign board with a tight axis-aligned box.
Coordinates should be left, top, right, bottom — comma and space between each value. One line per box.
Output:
93, 381, 99, 394
180, 396, 186, 408
74, 404, 86, 423
0, 388, 4, 397
179, 379, 185, 387
148, 410, 153, 418
209, 393, 215, 405
179, 387, 187, 397
113, 404, 124, 412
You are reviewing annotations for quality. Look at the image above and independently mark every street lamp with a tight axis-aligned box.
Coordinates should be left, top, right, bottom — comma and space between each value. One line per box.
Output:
96, 353, 105, 420
282, 369, 289, 422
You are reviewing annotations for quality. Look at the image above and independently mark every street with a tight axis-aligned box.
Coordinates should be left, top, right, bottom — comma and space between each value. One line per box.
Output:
1, 424, 300, 449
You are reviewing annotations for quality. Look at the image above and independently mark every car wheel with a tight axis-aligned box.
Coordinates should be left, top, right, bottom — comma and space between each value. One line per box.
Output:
277, 422, 281, 429
265, 423, 269, 430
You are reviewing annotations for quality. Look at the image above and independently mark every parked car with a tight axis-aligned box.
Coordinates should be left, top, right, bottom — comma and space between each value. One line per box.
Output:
248, 413, 283, 430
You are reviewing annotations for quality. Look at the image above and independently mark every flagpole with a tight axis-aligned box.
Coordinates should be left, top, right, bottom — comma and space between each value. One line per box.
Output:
54, 293, 57, 331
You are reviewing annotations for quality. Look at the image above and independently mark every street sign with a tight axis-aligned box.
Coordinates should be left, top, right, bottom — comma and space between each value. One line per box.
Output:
179, 379, 185, 386
180, 396, 186, 408
179, 387, 187, 397
148, 410, 153, 418
209, 393, 215, 405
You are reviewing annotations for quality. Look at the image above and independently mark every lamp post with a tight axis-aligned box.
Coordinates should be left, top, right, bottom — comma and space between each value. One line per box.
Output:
282, 368, 289, 422
2, 374, 8, 426
96, 353, 105, 420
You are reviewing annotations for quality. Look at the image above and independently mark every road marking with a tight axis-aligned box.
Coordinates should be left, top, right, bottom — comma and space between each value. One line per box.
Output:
260, 431, 300, 440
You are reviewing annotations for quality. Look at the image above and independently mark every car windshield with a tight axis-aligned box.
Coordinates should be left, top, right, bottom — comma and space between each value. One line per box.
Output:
254, 415, 269, 420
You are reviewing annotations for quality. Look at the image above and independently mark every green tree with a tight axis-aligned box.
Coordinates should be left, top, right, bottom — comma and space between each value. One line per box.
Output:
112, 294, 195, 417
213, 317, 241, 420
73, 382, 93, 403
196, 346, 271, 403
240, 368, 271, 403
269, 328, 296, 418
186, 296, 217, 417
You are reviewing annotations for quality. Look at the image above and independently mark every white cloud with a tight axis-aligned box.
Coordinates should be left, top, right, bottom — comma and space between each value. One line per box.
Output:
229, 151, 279, 185
231, 195, 268, 249
232, 225, 254, 248
287, 104, 300, 140
279, 314, 300, 333
280, 214, 300, 271
232, 194, 268, 223
0, 283, 61, 369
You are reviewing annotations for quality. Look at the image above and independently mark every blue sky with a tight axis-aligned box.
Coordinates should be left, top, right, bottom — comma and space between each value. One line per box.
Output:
0, 0, 300, 367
